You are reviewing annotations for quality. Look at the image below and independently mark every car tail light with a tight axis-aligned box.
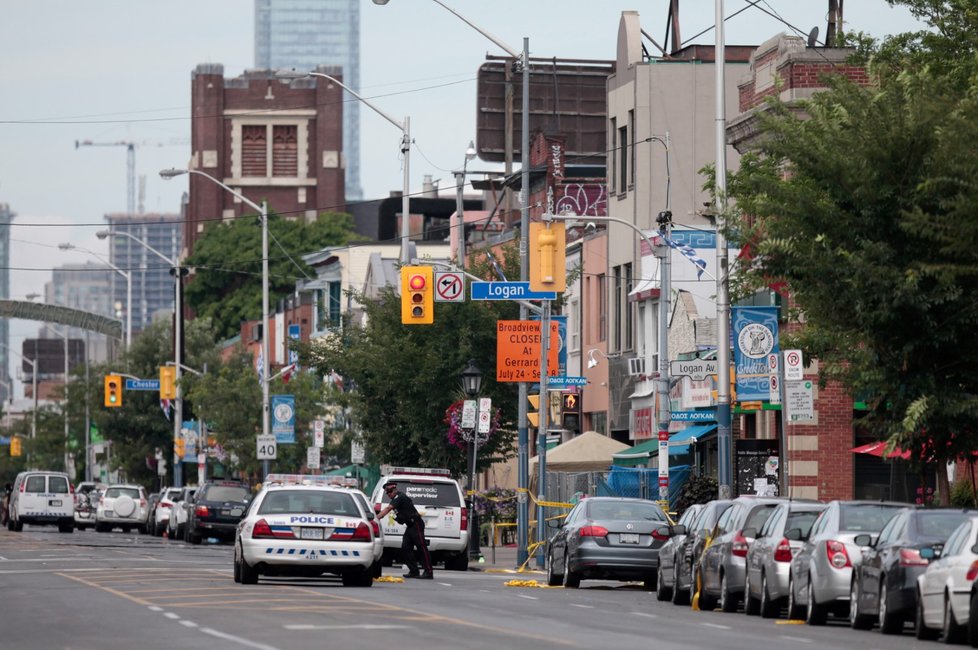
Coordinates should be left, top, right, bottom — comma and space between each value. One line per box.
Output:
19, 482, 25, 493
774, 538, 793, 563
69, 483, 75, 495
331, 522, 372, 542
826, 540, 851, 569
160, 502, 172, 509
900, 548, 929, 567
580, 525, 609, 538
140, 499, 147, 508
460, 505, 468, 534
966, 561, 978, 582
652, 528, 669, 542
252, 518, 295, 539
99, 496, 104, 505
370, 520, 380, 538
732, 531, 750, 558
195, 505, 209, 517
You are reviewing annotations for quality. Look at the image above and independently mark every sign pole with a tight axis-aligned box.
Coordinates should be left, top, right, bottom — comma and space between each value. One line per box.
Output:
778, 351, 790, 496
535, 299, 551, 568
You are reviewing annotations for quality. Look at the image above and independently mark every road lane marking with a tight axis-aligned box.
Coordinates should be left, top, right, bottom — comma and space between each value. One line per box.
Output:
284, 624, 412, 630
517, 594, 538, 600
148, 606, 163, 612
631, 612, 657, 618
570, 604, 594, 609
57, 572, 154, 606
779, 636, 812, 644
164, 612, 180, 620
200, 627, 281, 650
700, 622, 731, 630
179, 620, 198, 628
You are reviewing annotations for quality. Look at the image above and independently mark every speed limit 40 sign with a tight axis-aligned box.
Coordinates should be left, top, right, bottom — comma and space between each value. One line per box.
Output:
256, 434, 277, 460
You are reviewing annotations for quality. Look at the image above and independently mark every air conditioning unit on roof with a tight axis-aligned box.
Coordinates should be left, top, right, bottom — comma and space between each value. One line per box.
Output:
627, 357, 645, 376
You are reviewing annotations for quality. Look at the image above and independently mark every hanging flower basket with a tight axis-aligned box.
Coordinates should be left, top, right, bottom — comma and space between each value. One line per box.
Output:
444, 399, 501, 450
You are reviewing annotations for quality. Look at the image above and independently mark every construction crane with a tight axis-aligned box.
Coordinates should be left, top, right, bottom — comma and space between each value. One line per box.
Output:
75, 138, 188, 215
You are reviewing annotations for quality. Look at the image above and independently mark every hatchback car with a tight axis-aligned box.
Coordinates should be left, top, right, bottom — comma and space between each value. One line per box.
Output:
915, 515, 978, 642
95, 484, 150, 533
185, 480, 251, 544
745, 501, 827, 618
151, 487, 183, 536
545, 497, 669, 589
656, 503, 705, 602
673, 499, 733, 605
788, 500, 907, 624
234, 475, 381, 587
166, 487, 196, 539
699, 496, 785, 612
851, 507, 973, 633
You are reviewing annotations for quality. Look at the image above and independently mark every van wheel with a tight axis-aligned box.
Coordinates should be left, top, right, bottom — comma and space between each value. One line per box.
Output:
58, 521, 73, 533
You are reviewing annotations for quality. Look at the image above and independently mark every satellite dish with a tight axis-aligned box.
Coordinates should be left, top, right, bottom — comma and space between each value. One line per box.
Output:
807, 26, 819, 48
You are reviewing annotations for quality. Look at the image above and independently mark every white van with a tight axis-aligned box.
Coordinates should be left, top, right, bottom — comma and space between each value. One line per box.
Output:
7, 471, 74, 533
371, 467, 470, 571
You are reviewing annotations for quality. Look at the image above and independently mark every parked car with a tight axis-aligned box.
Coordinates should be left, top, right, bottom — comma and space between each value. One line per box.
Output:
745, 501, 827, 618
788, 500, 907, 625
7, 471, 75, 533
699, 496, 786, 612
672, 499, 733, 605
166, 487, 197, 539
185, 480, 252, 544
545, 496, 669, 589
95, 484, 150, 533
151, 487, 183, 536
656, 503, 705, 602
915, 515, 978, 643
850, 507, 973, 633
370, 467, 470, 571
349, 488, 384, 578
234, 475, 381, 586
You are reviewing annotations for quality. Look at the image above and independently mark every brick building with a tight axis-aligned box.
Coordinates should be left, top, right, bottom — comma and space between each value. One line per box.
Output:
186, 64, 346, 258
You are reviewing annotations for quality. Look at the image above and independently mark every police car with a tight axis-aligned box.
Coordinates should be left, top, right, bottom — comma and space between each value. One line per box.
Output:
234, 475, 382, 587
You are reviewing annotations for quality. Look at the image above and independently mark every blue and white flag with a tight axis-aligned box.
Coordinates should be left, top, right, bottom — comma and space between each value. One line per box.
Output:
256, 347, 264, 386
661, 233, 708, 279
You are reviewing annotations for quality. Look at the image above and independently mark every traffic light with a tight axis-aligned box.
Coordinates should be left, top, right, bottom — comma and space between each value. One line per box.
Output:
400, 266, 434, 325
10, 436, 22, 457
104, 374, 123, 408
527, 393, 540, 428
562, 393, 581, 435
159, 366, 177, 400
529, 222, 566, 292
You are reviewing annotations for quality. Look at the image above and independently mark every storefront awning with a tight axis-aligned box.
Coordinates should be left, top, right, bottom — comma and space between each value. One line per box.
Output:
612, 423, 718, 466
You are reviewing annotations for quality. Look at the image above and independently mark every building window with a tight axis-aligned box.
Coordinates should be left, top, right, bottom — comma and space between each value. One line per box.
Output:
628, 109, 636, 188
613, 265, 623, 351
598, 273, 607, 342
609, 117, 617, 194
624, 262, 633, 350
316, 282, 342, 331
618, 123, 628, 195
272, 125, 298, 176
568, 299, 580, 352
239, 123, 301, 178
242, 125, 267, 177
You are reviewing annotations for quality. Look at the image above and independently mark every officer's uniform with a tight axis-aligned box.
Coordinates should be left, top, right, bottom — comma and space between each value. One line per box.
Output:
385, 482, 433, 578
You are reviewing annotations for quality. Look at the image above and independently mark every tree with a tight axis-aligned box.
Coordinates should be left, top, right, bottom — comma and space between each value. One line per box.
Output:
184, 210, 355, 339
302, 245, 523, 478
726, 16, 978, 490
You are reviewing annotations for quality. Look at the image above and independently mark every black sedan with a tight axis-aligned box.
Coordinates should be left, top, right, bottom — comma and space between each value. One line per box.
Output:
673, 499, 733, 605
185, 480, 252, 544
545, 497, 669, 590
850, 507, 974, 633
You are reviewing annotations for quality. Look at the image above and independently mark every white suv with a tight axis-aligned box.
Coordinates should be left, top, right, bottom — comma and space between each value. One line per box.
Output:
371, 467, 470, 571
95, 484, 149, 533
7, 471, 75, 533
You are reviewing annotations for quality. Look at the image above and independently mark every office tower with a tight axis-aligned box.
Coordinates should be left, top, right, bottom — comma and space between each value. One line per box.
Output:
255, 0, 362, 201
0, 203, 11, 401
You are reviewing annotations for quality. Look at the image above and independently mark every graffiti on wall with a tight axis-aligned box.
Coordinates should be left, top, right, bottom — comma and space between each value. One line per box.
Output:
555, 183, 608, 217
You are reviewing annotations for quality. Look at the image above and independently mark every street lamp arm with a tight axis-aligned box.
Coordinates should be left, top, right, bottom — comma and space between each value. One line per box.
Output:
98, 229, 174, 267
161, 168, 263, 215
430, 0, 520, 59
547, 214, 659, 263
304, 72, 405, 133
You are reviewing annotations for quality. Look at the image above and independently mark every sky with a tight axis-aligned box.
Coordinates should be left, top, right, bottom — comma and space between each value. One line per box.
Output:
0, 0, 926, 396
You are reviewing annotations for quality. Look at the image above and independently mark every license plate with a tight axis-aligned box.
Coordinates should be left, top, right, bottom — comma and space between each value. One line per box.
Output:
300, 528, 324, 540
50, 499, 62, 507
620, 533, 640, 544
104, 510, 114, 517
229, 508, 243, 517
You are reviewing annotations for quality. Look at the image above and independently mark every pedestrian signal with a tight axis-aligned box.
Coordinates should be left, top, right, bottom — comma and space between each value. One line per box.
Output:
400, 266, 434, 325
159, 366, 177, 400
104, 374, 123, 408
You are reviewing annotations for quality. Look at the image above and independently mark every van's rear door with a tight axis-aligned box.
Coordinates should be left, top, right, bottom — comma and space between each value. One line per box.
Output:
400, 481, 462, 541
46, 475, 71, 517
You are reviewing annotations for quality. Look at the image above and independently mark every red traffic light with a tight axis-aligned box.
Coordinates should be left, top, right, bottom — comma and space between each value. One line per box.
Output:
408, 274, 426, 291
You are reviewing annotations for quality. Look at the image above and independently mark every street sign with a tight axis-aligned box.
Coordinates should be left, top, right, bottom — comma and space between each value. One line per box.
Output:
784, 349, 804, 381
313, 419, 325, 433
769, 375, 781, 404
496, 320, 560, 383
256, 434, 277, 460
671, 410, 717, 422
434, 271, 465, 302
125, 378, 160, 391
351, 439, 365, 464
461, 400, 477, 429
670, 359, 718, 381
472, 281, 557, 301
306, 446, 320, 469
547, 376, 588, 387
785, 380, 814, 421
314, 430, 325, 448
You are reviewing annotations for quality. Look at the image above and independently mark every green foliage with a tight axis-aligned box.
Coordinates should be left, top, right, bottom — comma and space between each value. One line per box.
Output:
950, 477, 978, 509
726, 11, 978, 470
675, 475, 718, 515
184, 210, 355, 340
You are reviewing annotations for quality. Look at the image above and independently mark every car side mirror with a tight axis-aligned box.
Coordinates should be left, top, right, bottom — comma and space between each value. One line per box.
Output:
854, 534, 873, 547
671, 524, 686, 536
742, 527, 757, 539
785, 527, 803, 541
920, 546, 937, 560
547, 518, 562, 529
654, 525, 673, 538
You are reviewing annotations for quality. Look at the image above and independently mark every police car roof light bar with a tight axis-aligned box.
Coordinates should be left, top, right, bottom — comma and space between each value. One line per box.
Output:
263, 474, 359, 488
389, 467, 452, 477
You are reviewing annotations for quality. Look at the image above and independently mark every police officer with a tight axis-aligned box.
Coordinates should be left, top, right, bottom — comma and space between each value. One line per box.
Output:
377, 481, 433, 579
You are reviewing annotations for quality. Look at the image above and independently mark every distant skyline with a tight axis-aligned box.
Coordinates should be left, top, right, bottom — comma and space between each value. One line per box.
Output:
0, 1, 926, 397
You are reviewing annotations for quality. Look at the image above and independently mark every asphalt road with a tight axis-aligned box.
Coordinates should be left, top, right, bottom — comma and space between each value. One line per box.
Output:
0, 525, 933, 650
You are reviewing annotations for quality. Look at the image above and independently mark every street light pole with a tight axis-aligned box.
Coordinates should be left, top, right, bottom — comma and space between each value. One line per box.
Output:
455, 141, 477, 272
460, 360, 483, 561
58, 243, 132, 350
159, 168, 271, 480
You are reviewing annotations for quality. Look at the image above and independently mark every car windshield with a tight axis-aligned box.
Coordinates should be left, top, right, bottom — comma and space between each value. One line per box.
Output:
381, 482, 459, 507
587, 500, 666, 521
105, 487, 140, 499
840, 504, 904, 532
164, 489, 182, 500
202, 485, 249, 502
786, 510, 822, 538
917, 512, 973, 541
258, 490, 358, 516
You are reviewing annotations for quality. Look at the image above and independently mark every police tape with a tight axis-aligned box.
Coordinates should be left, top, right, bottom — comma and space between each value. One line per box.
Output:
504, 579, 561, 588
516, 487, 574, 509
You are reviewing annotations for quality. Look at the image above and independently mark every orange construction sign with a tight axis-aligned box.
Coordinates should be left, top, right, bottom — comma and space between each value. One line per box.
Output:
496, 320, 560, 383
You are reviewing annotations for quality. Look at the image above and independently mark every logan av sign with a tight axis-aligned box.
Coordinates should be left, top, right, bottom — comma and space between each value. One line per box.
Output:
670, 359, 718, 381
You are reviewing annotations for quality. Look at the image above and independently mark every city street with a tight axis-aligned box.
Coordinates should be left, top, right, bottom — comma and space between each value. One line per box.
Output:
1, 525, 929, 650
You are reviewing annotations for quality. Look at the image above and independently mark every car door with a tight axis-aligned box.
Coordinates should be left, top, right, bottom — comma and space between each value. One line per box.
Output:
792, 503, 831, 598
21, 474, 49, 518
552, 503, 583, 568
748, 504, 783, 595
920, 521, 967, 627
702, 503, 739, 592
859, 512, 903, 611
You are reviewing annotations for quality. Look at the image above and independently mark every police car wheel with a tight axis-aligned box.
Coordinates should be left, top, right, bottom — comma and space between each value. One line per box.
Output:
239, 555, 259, 585
342, 569, 373, 587
372, 560, 383, 579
